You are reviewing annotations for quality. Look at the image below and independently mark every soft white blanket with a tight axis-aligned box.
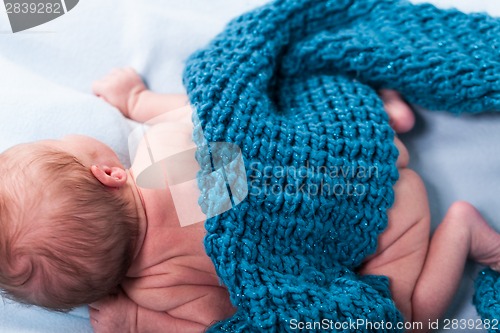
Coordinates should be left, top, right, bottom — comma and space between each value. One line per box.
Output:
0, 0, 498, 332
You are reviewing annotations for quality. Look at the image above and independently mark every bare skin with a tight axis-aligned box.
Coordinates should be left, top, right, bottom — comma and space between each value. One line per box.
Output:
53, 68, 499, 332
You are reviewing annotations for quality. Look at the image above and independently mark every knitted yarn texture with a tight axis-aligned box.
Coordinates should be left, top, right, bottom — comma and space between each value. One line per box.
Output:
474, 269, 500, 332
183, 0, 500, 331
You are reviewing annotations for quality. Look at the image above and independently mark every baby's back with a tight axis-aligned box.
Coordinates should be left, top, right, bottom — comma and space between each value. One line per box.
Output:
123, 218, 235, 329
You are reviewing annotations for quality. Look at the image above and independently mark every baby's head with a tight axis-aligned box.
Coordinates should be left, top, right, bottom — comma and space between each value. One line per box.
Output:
0, 136, 140, 310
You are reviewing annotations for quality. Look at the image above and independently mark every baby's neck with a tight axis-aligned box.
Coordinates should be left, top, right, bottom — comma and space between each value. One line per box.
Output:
125, 169, 173, 260
128, 169, 185, 254
139, 186, 179, 229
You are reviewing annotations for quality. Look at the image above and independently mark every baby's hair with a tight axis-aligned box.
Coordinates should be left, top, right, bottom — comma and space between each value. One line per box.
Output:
0, 144, 139, 310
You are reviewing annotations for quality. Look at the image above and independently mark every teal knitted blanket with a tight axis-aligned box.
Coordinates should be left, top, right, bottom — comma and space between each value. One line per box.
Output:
183, 0, 500, 331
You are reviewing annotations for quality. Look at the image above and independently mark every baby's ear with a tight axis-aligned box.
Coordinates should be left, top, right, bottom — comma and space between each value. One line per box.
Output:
90, 165, 127, 188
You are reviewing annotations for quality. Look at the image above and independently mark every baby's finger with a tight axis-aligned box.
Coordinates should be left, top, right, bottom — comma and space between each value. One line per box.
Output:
380, 89, 415, 134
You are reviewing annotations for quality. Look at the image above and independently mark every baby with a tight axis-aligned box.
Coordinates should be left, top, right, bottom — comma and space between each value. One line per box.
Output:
0, 68, 499, 333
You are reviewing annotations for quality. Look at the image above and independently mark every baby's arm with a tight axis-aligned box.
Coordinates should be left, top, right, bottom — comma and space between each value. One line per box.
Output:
93, 69, 415, 129
92, 68, 188, 123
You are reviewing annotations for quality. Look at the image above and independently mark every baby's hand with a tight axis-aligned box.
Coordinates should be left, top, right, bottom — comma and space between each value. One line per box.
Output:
93, 68, 146, 118
88, 290, 138, 333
